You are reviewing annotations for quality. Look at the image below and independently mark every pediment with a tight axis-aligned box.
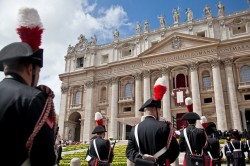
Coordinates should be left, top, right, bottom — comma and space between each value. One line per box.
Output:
140, 32, 220, 57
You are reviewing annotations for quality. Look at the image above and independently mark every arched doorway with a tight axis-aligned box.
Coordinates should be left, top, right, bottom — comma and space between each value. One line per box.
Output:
68, 112, 81, 142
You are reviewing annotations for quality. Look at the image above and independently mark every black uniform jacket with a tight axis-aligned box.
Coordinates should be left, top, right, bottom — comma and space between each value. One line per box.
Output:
207, 136, 221, 159
126, 116, 179, 165
0, 73, 56, 166
89, 136, 114, 162
179, 124, 207, 165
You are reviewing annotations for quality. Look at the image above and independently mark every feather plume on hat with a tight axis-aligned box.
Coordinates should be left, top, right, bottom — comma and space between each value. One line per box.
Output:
95, 112, 104, 126
154, 77, 167, 101
200, 116, 208, 128
185, 97, 193, 112
92, 112, 106, 134
16, 7, 43, 51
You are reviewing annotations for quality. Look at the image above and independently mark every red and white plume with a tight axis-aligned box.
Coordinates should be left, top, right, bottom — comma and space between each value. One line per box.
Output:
16, 7, 43, 51
95, 112, 104, 126
200, 116, 208, 128
154, 77, 167, 100
185, 97, 193, 112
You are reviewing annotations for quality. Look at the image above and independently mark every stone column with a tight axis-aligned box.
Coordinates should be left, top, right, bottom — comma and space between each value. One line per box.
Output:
240, 109, 247, 130
134, 73, 142, 117
83, 81, 94, 143
64, 124, 69, 140
161, 67, 171, 121
143, 70, 151, 102
80, 119, 84, 142
58, 85, 69, 139
210, 58, 227, 131
223, 58, 242, 131
110, 77, 119, 139
190, 62, 202, 117
122, 123, 126, 140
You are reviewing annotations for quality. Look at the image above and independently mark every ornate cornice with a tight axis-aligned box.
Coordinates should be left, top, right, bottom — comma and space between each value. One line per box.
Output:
61, 85, 69, 94
142, 70, 150, 78
209, 58, 221, 68
189, 62, 199, 71
85, 81, 95, 88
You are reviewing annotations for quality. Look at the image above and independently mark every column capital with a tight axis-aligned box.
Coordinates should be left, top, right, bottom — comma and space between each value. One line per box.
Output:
209, 58, 221, 68
85, 81, 95, 88
142, 70, 150, 78
222, 58, 233, 67
133, 73, 142, 80
189, 62, 199, 71
111, 77, 119, 84
61, 85, 69, 94
161, 67, 170, 75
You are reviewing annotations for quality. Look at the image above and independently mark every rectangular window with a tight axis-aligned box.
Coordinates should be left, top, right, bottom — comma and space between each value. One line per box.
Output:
197, 31, 206, 37
151, 41, 158, 47
122, 49, 131, 57
204, 98, 212, 103
101, 54, 109, 64
123, 107, 131, 112
244, 94, 250, 100
76, 57, 84, 68
232, 25, 246, 35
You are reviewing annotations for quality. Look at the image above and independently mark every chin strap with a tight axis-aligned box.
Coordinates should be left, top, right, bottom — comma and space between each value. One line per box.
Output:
31, 64, 36, 87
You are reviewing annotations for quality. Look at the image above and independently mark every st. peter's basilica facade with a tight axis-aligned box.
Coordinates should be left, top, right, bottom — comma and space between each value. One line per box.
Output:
58, 3, 250, 142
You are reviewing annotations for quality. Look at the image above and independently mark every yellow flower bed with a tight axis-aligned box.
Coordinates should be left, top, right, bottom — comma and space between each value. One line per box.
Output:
60, 145, 127, 166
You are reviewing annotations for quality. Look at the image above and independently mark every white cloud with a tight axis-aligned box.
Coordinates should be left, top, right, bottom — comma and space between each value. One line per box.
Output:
0, 0, 131, 114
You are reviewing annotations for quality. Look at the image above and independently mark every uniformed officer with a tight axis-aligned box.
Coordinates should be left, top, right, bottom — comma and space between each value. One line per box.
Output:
205, 122, 222, 166
229, 129, 246, 166
224, 137, 233, 166
126, 77, 179, 166
179, 112, 208, 166
0, 8, 56, 166
87, 112, 114, 166
88, 126, 114, 166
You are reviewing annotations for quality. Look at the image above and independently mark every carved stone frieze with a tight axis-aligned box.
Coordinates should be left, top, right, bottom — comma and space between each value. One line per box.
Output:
189, 62, 199, 71
142, 70, 150, 78
61, 85, 69, 94
209, 58, 221, 68
85, 81, 95, 88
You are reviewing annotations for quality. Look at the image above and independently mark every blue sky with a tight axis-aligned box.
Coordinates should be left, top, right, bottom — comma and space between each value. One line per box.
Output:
0, 0, 249, 113
93, 0, 249, 42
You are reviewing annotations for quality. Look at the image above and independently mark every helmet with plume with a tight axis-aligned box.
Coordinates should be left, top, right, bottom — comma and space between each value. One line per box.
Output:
185, 97, 193, 112
200, 116, 208, 128
0, 7, 44, 71
92, 112, 107, 134
139, 77, 167, 112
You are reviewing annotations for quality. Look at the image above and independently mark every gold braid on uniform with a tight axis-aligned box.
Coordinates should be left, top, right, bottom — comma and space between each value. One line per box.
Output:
26, 85, 56, 155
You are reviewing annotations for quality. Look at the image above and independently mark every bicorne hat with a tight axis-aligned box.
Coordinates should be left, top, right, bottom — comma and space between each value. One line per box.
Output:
139, 77, 167, 112
205, 122, 217, 135
0, 7, 43, 71
181, 112, 201, 121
